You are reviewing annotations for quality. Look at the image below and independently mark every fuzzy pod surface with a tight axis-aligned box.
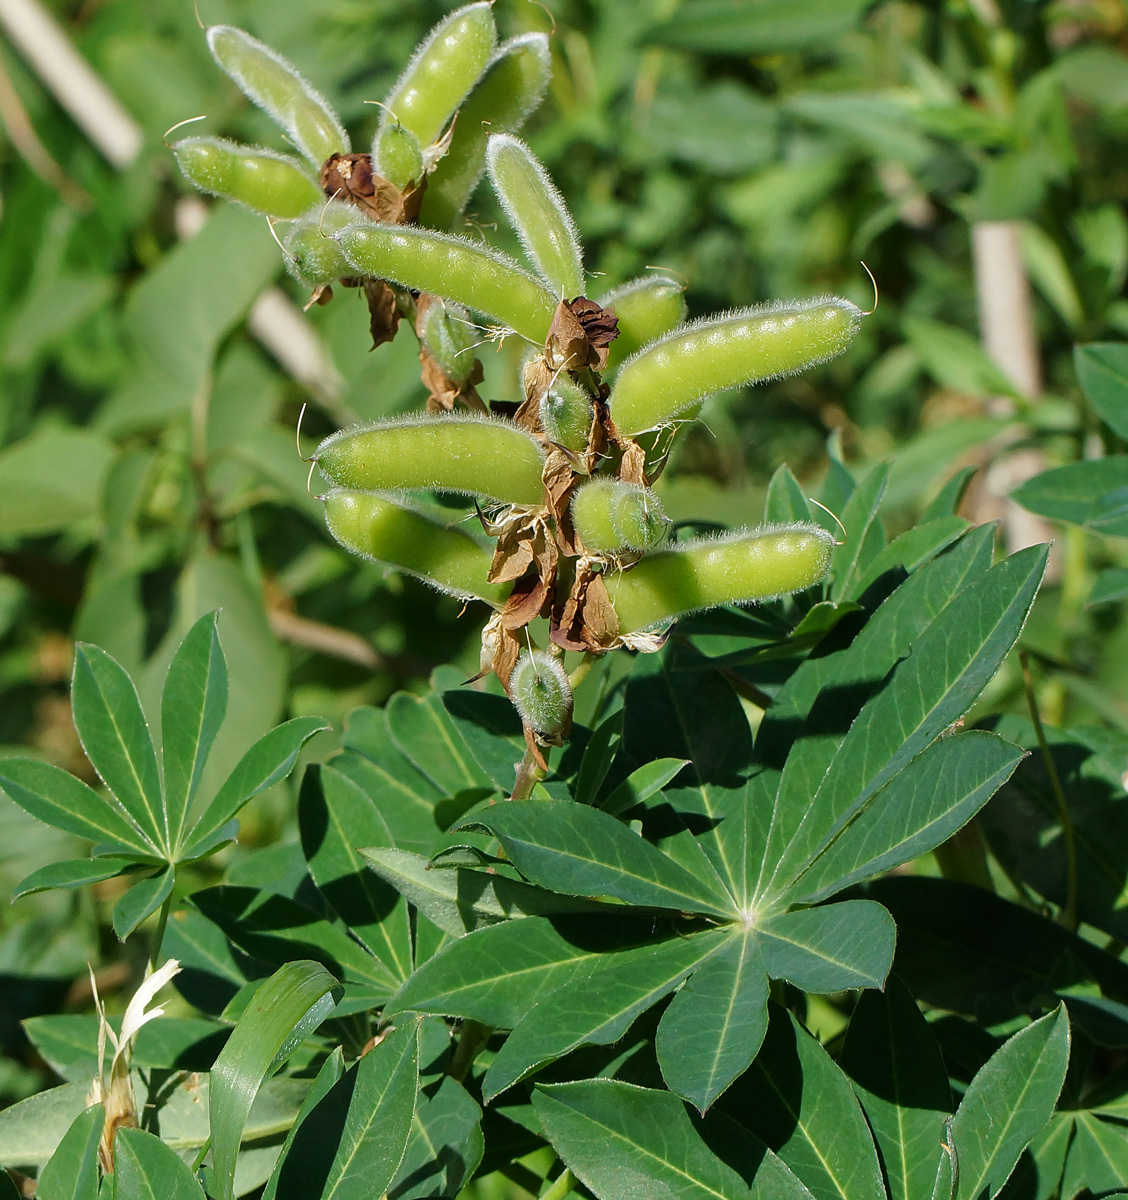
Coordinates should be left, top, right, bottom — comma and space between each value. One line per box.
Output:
608, 524, 835, 634
573, 480, 668, 554
174, 138, 321, 219
207, 26, 347, 167
610, 297, 863, 436
598, 273, 687, 371
510, 650, 573, 736
372, 122, 425, 191
324, 489, 507, 606
380, 2, 496, 149
284, 200, 355, 284
417, 298, 480, 387
422, 33, 551, 230
487, 134, 584, 298
540, 376, 594, 455
336, 223, 557, 344
315, 415, 546, 506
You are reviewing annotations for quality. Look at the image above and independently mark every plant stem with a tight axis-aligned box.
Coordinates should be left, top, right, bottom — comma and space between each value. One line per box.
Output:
540, 1167, 576, 1200
568, 650, 598, 691
448, 1019, 492, 1083
1020, 650, 1078, 930
149, 891, 173, 973
510, 744, 547, 801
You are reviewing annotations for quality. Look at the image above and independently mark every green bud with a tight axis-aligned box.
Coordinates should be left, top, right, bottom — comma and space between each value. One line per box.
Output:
381, 1, 496, 150
418, 298, 480, 387
283, 199, 355, 284
608, 524, 835, 634
174, 137, 321, 219
423, 33, 551, 230
610, 297, 863, 437
510, 650, 573, 736
335, 222, 557, 344
207, 26, 348, 168
487, 134, 584, 298
315, 415, 546, 506
372, 121, 425, 191
324, 489, 508, 606
572, 480, 669, 555
540, 375, 594, 454
598, 273, 687, 371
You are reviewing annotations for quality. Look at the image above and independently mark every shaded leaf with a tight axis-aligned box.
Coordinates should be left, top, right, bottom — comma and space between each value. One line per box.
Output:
13, 855, 137, 900
1076, 342, 1128, 440
36, 1104, 101, 1200
388, 1076, 483, 1200
757, 900, 895, 993
1012, 458, 1128, 537
114, 1127, 207, 1200
112, 867, 175, 941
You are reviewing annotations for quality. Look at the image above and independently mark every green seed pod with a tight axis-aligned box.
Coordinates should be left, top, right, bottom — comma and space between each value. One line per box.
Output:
336, 223, 557, 344
610, 297, 863, 437
372, 121, 425, 191
572, 480, 668, 554
315, 415, 546, 506
598, 273, 688, 371
207, 26, 348, 168
283, 199, 355, 284
417, 298, 480, 387
423, 33, 551, 230
380, 2, 497, 150
510, 650, 573, 736
540, 375, 594, 454
324, 489, 508, 606
173, 137, 321, 219
608, 524, 835, 634
487, 134, 584, 298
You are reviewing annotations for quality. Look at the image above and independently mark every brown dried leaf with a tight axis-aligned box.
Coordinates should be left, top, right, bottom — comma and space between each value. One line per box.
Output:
419, 344, 485, 412
320, 152, 426, 224
501, 572, 552, 631
362, 278, 401, 349
303, 283, 333, 311
617, 439, 648, 486
543, 448, 580, 556
552, 560, 620, 652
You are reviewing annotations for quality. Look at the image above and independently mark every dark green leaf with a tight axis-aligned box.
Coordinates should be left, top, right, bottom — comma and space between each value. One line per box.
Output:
208, 961, 341, 1200
1060, 1112, 1128, 1198
952, 1006, 1070, 1200
482, 929, 727, 1102
600, 758, 690, 817
270, 1020, 418, 1200
13, 855, 136, 900
996, 1112, 1072, 1200
112, 867, 174, 940
114, 1127, 207, 1200
162, 612, 227, 855
386, 686, 496, 798
1088, 566, 1128, 606
921, 467, 977, 522
262, 1049, 345, 1200
71, 642, 165, 853
573, 712, 623, 807
850, 517, 970, 599
0, 758, 157, 856
830, 462, 888, 601
840, 978, 953, 1200
36, 1104, 101, 1200
184, 717, 329, 857
1012, 458, 1128, 537
461, 800, 735, 916
388, 1076, 482, 1200
765, 464, 813, 524
646, 0, 873, 55
757, 900, 895, 993
656, 931, 769, 1112
1076, 342, 1128, 440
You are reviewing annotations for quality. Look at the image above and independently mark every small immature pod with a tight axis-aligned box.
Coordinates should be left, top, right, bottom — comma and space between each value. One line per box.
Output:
283, 200, 355, 284
572, 480, 669, 554
608, 524, 835, 634
324, 489, 508, 606
336, 223, 557, 344
423, 33, 551, 230
207, 26, 348, 168
610, 297, 863, 437
418, 298, 480, 387
315, 415, 546, 506
598, 273, 688, 371
487, 134, 584, 298
372, 122, 425, 192
380, 2, 497, 150
510, 650, 573, 737
174, 137, 321, 219
540, 375, 594, 454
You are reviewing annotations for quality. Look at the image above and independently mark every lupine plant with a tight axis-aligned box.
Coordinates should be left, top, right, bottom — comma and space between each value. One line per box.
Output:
16, 5, 1128, 1200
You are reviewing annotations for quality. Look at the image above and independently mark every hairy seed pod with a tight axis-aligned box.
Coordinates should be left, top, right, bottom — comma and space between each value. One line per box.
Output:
422, 34, 551, 230
608, 524, 835, 634
540, 375, 594, 454
573, 480, 669, 554
173, 137, 321, 219
510, 650, 573, 736
598, 273, 687, 371
336, 223, 557, 344
207, 26, 348, 168
324, 489, 508, 606
372, 122, 425, 191
283, 200, 355, 284
487, 134, 584, 297
380, 2, 496, 150
418, 298, 480, 387
315, 415, 546, 506
610, 297, 863, 437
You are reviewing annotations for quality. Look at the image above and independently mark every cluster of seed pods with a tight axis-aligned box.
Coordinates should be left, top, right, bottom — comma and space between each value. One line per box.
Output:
173, 4, 862, 760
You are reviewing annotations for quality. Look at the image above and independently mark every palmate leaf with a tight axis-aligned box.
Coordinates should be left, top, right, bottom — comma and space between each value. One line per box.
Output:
756, 900, 895, 993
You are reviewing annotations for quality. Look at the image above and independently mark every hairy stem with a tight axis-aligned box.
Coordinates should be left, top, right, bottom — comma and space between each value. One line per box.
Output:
510, 744, 547, 801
